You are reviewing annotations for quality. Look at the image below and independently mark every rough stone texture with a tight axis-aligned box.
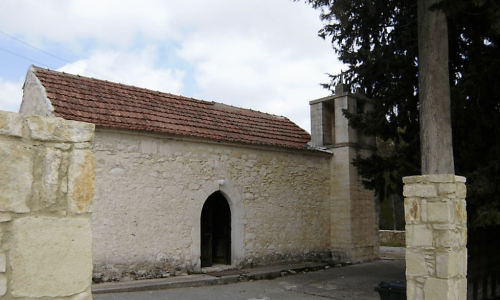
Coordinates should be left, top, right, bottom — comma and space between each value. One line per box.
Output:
68, 149, 95, 214
379, 230, 406, 245
0, 252, 5, 273
92, 129, 332, 279
19, 65, 56, 118
25, 114, 95, 143
330, 145, 379, 263
0, 110, 23, 137
404, 174, 467, 300
0, 110, 95, 299
0, 141, 32, 213
10, 216, 93, 297
310, 92, 379, 264
0, 274, 6, 297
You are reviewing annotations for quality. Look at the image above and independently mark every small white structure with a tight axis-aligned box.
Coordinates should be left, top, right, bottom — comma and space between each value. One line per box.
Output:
20, 65, 379, 282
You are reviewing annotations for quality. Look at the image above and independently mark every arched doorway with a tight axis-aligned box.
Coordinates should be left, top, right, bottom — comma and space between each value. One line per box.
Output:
200, 192, 231, 268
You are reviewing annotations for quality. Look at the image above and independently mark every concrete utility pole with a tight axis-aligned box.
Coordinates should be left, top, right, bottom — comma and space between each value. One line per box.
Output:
418, 0, 455, 174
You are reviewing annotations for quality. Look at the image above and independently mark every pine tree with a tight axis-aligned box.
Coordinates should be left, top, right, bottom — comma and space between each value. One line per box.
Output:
301, 0, 500, 227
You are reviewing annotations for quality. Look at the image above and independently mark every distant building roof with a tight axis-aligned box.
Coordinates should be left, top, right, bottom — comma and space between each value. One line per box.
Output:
31, 66, 311, 150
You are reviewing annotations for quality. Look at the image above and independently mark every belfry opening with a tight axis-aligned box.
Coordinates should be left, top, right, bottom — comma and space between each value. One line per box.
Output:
200, 192, 231, 268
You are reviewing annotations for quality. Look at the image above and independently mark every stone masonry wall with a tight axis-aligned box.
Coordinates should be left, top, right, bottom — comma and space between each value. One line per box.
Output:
19, 67, 55, 118
404, 175, 467, 300
330, 146, 379, 263
92, 128, 332, 282
0, 111, 95, 299
379, 230, 406, 245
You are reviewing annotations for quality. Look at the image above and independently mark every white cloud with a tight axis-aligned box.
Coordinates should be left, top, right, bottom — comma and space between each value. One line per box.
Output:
58, 46, 185, 95
0, 78, 24, 112
0, 0, 344, 131
177, 22, 342, 130
0, 0, 176, 49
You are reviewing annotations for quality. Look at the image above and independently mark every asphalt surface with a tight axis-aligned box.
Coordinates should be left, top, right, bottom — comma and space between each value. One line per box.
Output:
93, 247, 406, 300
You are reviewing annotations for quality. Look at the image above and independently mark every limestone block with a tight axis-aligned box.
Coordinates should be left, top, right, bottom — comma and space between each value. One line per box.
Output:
41, 148, 63, 205
68, 150, 95, 214
74, 142, 93, 149
406, 278, 423, 300
403, 184, 437, 198
458, 249, 468, 277
454, 200, 467, 224
427, 201, 452, 223
438, 183, 457, 196
436, 250, 459, 279
0, 274, 6, 296
406, 249, 430, 276
407, 224, 432, 247
0, 252, 5, 272
0, 213, 12, 222
457, 183, 467, 199
25, 114, 94, 143
435, 227, 466, 248
403, 175, 425, 184
0, 110, 23, 137
0, 142, 32, 213
404, 198, 420, 223
10, 216, 93, 297
458, 277, 467, 300
424, 277, 453, 299
427, 174, 457, 183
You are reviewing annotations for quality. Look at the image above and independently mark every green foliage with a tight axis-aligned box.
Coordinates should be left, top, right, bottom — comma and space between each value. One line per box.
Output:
301, 0, 500, 227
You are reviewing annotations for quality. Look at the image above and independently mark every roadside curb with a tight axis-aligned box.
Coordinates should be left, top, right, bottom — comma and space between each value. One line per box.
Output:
92, 248, 405, 295
92, 262, 337, 294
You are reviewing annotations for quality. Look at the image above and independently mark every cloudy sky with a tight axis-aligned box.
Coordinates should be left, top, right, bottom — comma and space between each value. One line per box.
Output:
0, 0, 343, 131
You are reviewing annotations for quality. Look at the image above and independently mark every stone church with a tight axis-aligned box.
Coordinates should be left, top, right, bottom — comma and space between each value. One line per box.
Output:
19, 65, 379, 282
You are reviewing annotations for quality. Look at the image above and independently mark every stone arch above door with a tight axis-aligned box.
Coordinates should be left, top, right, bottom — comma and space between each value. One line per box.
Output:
189, 180, 244, 271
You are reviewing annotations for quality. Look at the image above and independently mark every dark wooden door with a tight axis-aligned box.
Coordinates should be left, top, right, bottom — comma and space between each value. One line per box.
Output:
200, 192, 231, 267
212, 198, 231, 264
200, 201, 213, 268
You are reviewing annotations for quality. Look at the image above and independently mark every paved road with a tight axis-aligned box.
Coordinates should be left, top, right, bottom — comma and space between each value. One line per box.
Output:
94, 259, 405, 300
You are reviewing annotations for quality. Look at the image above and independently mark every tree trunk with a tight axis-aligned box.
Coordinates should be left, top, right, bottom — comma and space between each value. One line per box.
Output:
418, 0, 455, 174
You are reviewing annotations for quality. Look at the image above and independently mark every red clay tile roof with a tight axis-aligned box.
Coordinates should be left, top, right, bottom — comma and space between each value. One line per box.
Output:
32, 66, 311, 150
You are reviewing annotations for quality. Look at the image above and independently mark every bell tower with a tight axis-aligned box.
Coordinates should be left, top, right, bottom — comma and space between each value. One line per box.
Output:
309, 78, 379, 262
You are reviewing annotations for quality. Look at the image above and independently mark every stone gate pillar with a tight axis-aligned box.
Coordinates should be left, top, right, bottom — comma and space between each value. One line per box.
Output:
310, 83, 379, 263
403, 175, 467, 300
0, 111, 95, 299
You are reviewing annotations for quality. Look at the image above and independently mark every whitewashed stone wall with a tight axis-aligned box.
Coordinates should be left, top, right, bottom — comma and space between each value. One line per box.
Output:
0, 111, 94, 299
18, 75, 381, 283
91, 128, 332, 281
404, 175, 467, 300
19, 68, 55, 118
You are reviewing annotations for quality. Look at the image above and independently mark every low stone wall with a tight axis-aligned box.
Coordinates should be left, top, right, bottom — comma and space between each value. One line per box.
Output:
0, 111, 95, 299
379, 230, 406, 245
